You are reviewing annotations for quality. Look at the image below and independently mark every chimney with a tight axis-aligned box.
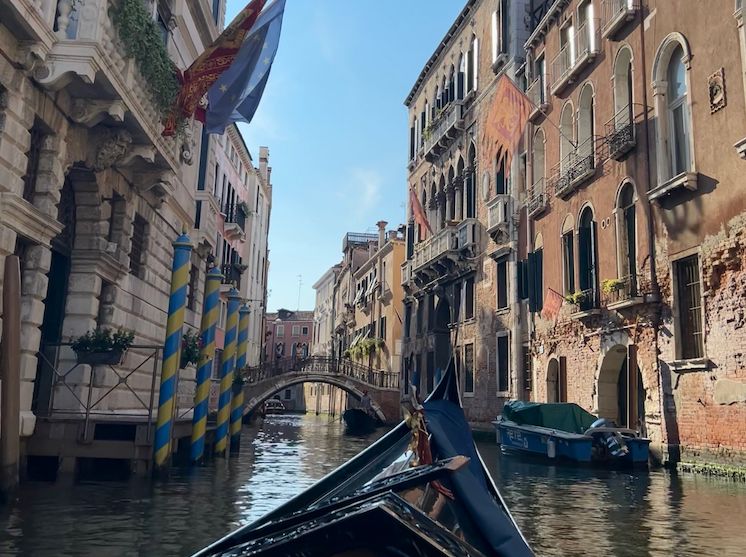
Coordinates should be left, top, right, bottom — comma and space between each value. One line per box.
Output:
259, 146, 269, 182
377, 220, 388, 249
388, 230, 398, 242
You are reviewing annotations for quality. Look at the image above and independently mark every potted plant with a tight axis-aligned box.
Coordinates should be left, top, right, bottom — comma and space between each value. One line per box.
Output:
564, 291, 586, 307
180, 330, 202, 369
71, 328, 134, 366
602, 278, 625, 295
232, 372, 247, 394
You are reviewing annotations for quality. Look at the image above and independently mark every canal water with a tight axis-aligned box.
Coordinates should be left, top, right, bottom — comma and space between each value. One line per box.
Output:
1, 413, 745, 556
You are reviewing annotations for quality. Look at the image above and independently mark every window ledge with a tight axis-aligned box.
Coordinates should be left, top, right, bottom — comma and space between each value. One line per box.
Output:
570, 308, 602, 320
463, 391, 476, 398
735, 137, 746, 159
491, 53, 508, 75
649, 172, 698, 201
607, 297, 645, 311
669, 358, 712, 373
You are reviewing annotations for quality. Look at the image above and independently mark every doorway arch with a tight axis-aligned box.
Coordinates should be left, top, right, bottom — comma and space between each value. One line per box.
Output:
546, 358, 559, 403
433, 296, 452, 386
598, 344, 645, 427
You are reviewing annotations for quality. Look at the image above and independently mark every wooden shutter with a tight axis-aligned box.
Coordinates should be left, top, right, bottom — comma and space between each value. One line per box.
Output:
578, 226, 590, 292
627, 344, 638, 430
535, 249, 543, 311
527, 252, 537, 312
559, 356, 568, 402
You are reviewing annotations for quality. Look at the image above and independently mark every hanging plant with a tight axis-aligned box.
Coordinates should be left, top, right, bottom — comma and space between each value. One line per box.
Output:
564, 291, 586, 306
180, 330, 202, 368
71, 328, 135, 365
602, 278, 625, 295
112, 0, 180, 120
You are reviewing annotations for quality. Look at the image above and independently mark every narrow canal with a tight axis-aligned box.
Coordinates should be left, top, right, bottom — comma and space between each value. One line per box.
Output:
1, 413, 745, 556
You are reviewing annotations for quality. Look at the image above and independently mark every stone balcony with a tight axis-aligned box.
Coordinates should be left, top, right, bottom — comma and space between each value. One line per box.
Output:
36, 0, 181, 174
601, 0, 639, 40
411, 219, 480, 284
424, 101, 465, 161
400, 260, 411, 287
486, 194, 513, 246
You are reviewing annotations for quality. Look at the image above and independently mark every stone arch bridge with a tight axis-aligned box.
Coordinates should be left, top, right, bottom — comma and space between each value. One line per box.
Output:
243, 357, 401, 424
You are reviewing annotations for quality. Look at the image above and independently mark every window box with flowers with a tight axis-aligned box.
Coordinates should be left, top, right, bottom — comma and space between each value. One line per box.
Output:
71, 328, 135, 366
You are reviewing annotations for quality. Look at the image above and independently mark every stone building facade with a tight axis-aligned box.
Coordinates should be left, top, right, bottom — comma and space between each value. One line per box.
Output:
264, 309, 313, 410
311, 264, 341, 358
402, 0, 532, 424
522, 0, 746, 467
0, 0, 222, 467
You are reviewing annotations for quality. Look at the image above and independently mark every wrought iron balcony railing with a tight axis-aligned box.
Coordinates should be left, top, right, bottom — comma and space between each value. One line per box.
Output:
603, 274, 646, 309
605, 104, 636, 160
601, 0, 640, 39
549, 136, 597, 198
527, 178, 548, 217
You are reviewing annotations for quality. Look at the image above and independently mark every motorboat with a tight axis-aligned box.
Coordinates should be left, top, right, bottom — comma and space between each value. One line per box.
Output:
494, 401, 650, 466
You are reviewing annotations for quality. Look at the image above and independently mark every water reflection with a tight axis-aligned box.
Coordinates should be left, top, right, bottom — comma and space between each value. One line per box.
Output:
0, 414, 744, 556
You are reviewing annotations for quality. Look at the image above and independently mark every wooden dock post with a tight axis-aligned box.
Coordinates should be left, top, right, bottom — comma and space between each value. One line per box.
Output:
1, 255, 22, 496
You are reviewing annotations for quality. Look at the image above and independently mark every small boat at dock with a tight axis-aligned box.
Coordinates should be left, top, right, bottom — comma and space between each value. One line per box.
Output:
494, 400, 650, 467
194, 364, 534, 556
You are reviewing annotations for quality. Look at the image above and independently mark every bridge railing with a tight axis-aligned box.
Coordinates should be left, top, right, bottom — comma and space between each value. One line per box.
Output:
242, 356, 399, 390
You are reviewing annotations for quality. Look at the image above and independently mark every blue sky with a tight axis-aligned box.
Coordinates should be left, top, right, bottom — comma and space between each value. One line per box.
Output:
227, 0, 464, 312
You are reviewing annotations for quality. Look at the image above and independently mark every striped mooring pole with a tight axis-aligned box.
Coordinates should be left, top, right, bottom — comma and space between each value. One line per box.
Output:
154, 233, 192, 471
230, 304, 250, 454
190, 266, 223, 463
214, 287, 240, 457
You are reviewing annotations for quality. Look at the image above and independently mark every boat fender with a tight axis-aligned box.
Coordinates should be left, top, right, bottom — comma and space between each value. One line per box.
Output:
547, 437, 556, 459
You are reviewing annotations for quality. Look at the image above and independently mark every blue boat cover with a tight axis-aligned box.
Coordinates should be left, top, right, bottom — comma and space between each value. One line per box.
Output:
425, 399, 534, 557
502, 400, 597, 434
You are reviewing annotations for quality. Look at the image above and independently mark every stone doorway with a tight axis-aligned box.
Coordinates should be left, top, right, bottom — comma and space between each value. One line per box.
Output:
433, 296, 452, 387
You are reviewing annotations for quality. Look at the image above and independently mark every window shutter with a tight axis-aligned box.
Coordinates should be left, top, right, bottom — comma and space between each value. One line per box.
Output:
535, 249, 544, 311
409, 126, 415, 159
578, 226, 590, 292
457, 72, 465, 99
527, 252, 537, 312
501, 0, 509, 54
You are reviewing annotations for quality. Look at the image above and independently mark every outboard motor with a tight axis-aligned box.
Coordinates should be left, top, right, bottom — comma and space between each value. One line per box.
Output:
588, 418, 629, 459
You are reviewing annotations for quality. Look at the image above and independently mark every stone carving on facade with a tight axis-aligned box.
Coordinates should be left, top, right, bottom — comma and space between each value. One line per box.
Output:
135, 170, 176, 201
17, 42, 48, 74
180, 123, 195, 165
708, 68, 726, 113
118, 145, 157, 167
92, 128, 133, 171
71, 99, 126, 128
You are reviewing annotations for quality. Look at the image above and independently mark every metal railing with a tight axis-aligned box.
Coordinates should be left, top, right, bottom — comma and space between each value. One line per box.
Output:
242, 356, 399, 390
527, 178, 547, 217
223, 202, 246, 232
551, 20, 601, 92
526, 77, 548, 116
549, 136, 597, 197
412, 224, 459, 270
569, 288, 599, 313
605, 104, 636, 159
601, 0, 639, 37
34, 344, 180, 441
576, 20, 601, 62
424, 101, 464, 155
221, 262, 243, 288
603, 274, 646, 306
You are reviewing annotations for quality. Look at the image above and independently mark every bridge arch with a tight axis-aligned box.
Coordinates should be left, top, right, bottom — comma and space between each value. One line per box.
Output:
243, 373, 388, 422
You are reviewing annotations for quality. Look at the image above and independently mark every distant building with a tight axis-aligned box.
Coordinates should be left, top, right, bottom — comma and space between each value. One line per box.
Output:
265, 309, 313, 411
312, 264, 342, 357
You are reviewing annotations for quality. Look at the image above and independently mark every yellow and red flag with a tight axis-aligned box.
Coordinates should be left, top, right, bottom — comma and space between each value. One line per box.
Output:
409, 186, 432, 238
482, 74, 533, 173
163, 0, 266, 136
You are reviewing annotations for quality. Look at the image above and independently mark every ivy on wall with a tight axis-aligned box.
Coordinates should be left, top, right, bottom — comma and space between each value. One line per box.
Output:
112, 0, 180, 119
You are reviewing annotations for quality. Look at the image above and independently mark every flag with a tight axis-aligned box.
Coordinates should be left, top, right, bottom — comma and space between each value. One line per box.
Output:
541, 288, 564, 321
162, 0, 266, 136
204, 0, 286, 134
482, 74, 533, 173
409, 186, 432, 237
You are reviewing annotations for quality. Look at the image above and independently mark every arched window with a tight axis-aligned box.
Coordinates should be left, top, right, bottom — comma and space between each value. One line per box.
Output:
560, 102, 574, 170
424, 100, 429, 134
578, 206, 598, 309
532, 128, 545, 187
496, 153, 508, 195
561, 214, 575, 295
456, 157, 465, 220
613, 47, 633, 129
433, 86, 439, 112
449, 65, 456, 102
441, 75, 448, 107
458, 54, 466, 99
419, 188, 427, 241
447, 166, 456, 221
651, 34, 694, 187
430, 183, 438, 231
617, 183, 637, 293
466, 145, 476, 218
472, 36, 479, 91
438, 175, 447, 228
577, 83, 595, 161
667, 46, 690, 176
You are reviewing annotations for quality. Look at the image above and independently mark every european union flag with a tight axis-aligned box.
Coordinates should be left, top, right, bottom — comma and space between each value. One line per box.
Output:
205, 0, 285, 134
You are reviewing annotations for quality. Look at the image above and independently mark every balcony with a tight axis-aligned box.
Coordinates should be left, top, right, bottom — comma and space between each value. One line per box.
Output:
223, 202, 247, 240
411, 219, 480, 282
601, 0, 639, 40
527, 179, 548, 217
37, 0, 180, 170
424, 101, 464, 160
605, 105, 636, 161
401, 261, 411, 287
526, 77, 549, 122
221, 263, 244, 290
551, 20, 601, 95
486, 195, 513, 245
568, 288, 601, 319
648, 172, 699, 202
603, 274, 645, 310
549, 137, 597, 198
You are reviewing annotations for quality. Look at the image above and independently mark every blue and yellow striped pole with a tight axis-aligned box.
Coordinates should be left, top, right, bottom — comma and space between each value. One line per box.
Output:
190, 266, 223, 463
214, 288, 240, 457
230, 304, 250, 453
154, 233, 192, 471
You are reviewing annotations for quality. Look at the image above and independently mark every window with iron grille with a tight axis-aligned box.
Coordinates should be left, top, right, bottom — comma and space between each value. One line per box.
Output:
523, 344, 532, 391
675, 255, 704, 359
22, 123, 47, 203
129, 214, 148, 277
